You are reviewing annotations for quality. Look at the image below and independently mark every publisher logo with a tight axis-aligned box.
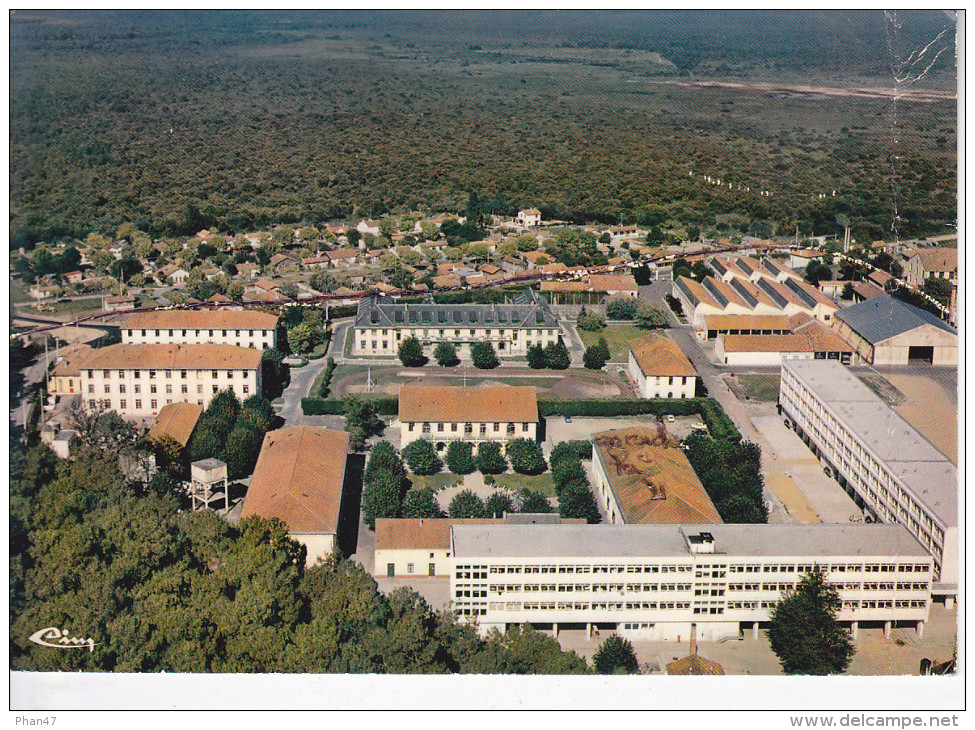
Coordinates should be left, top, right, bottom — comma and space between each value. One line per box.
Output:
28, 627, 96, 652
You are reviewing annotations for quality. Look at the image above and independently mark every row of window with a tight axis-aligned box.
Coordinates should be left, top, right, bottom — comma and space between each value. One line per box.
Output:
407, 421, 531, 435
484, 564, 692, 575
128, 328, 270, 338
87, 369, 250, 380
89, 383, 249, 396
89, 397, 214, 411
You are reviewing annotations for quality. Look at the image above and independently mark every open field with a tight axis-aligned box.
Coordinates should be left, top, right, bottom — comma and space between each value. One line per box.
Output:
492, 472, 557, 498
729, 373, 781, 402
578, 324, 654, 362
330, 366, 629, 399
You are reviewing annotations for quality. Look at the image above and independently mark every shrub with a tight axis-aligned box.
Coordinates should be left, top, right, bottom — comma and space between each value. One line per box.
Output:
505, 438, 547, 475
401, 439, 443, 475
583, 343, 609, 370
484, 492, 515, 518
471, 341, 500, 369
445, 441, 476, 475
448, 489, 485, 518
605, 294, 638, 320
576, 308, 605, 331
483, 475, 495, 485
476, 442, 508, 474
519, 488, 553, 514
398, 336, 428, 367
543, 341, 570, 370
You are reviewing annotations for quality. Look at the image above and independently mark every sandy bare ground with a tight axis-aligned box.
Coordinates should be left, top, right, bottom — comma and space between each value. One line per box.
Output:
652, 79, 954, 103
882, 373, 958, 465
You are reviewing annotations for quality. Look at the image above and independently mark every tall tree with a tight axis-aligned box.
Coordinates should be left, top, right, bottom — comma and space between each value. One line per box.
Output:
525, 343, 546, 369
505, 438, 546, 475
401, 487, 445, 519
433, 341, 460, 367
593, 635, 640, 674
445, 441, 476, 475
398, 336, 428, 367
518, 489, 553, 514
475, 442, 508, 474
401, 439, 443, 476
483, 492, 515, 518
543, 341, 570, 370
768, 568, 856, 675
471, 341, 500, 370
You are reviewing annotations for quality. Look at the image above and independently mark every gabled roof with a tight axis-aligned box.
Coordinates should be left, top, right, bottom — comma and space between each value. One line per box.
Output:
674, 276, 721, 310
354, 289, 557, 330
703, 314, 792, 331
241, 427, 349, 534
81, 343, 264, 370
399, 385, 538, 423
904, 247, 957, 273
148, 402, 203, 447
589, 274, 638, 292
629, 335, 696, 377
122, 310, 278, 331
592, 427, 721, 525
834, 293, 956, 344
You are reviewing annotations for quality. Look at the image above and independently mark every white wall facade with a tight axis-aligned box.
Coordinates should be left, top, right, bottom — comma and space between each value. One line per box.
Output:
376, 548, 449, 578
354, 324, 560, 358
400, 419, 537, 449
627, 351, 696, 399
123, 326, 276, 350
452, 547, 932, 641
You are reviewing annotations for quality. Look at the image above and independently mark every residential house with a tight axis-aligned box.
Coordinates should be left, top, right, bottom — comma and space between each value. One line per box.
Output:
517, 208, 542, 227
628, 336, 697, 399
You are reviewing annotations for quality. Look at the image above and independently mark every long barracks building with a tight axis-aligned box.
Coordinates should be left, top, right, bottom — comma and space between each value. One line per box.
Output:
778, 359, 958, 602
352, 288, 561, 358
449, 523, 933, 642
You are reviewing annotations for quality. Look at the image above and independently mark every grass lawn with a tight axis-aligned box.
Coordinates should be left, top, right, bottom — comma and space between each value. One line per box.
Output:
578, 324, 658, 362
10, 280, 33, 304
492, 472, 557, 497
409, 473, 463, 492
736, 374, 781, 402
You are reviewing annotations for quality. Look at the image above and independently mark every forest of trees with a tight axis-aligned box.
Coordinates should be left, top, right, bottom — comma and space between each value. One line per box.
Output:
10, 440, 593, 674
9, 11, 955, 246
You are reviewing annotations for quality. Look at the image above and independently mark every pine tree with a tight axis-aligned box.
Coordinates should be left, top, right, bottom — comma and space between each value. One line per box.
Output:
768, 568, 856, 675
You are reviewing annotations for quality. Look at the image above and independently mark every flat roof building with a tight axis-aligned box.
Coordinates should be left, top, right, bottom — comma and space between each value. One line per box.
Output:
240, 426, 349, 566
449, 523, 933, 641
591, 427, 722, 525
779, 359, 957, 598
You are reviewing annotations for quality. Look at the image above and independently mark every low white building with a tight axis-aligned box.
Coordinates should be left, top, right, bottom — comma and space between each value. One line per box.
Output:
449, 523, 934, 641
78, 343, 263, 418
627, 335, 697, 399
398, 384, 538, 449
517, 208, 541, 227
121, 310, 278, 350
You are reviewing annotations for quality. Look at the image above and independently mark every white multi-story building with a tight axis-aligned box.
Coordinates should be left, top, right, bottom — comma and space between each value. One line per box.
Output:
120, 310, 279, 350
398, 385, 538, 449
353, 289, 560, 358
778, 359, 957, 601
78, 343, 264, 418
627, 336, 697, 399
449, 523, 933, 641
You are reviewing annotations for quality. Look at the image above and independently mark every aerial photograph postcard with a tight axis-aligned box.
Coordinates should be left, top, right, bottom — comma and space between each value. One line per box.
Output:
8, 8, 962, 720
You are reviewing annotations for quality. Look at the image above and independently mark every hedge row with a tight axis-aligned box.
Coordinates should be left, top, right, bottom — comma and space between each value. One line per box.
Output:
302, 396, 398, 416
699, 399, 743, 442
317, 357, 337, 397
537, 398, 703, 418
